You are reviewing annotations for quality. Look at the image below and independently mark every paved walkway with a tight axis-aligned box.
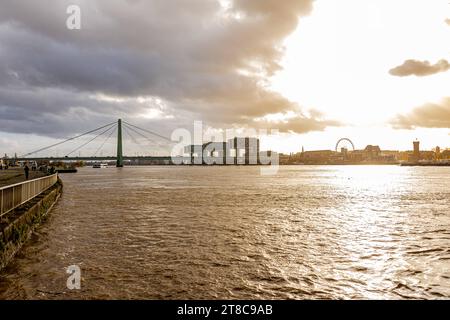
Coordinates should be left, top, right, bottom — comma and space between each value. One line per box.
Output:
0, 168, 45, 188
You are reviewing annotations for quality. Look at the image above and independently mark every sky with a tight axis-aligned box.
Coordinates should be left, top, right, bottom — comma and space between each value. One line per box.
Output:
0, 0, 449, 157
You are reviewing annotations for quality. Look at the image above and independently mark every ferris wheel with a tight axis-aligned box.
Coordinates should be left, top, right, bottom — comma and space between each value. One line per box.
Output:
335, 138, 355, 152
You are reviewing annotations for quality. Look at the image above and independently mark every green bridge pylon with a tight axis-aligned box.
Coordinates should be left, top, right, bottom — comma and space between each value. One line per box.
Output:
116, 119, 123, 167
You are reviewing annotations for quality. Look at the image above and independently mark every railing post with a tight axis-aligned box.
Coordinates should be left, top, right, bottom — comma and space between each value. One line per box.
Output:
0, 173, 58, 218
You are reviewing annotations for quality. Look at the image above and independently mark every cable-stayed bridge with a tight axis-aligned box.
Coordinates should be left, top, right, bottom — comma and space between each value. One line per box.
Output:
15, 119, 177, 166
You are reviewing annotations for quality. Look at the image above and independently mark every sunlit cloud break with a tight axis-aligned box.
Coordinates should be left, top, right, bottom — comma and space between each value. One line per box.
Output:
392, 97, 450, 129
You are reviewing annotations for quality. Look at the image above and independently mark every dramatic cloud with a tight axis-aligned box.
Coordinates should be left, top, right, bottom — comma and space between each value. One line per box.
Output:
389, 59, 450, 77
0, 0, 337, 141
392, 97, 450, 129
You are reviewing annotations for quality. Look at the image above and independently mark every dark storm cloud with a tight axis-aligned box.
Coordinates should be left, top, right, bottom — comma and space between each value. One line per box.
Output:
389, 59, 450, 77
0, 0, 338, 138
392, 97, 450, 129
0, 85, 189, 140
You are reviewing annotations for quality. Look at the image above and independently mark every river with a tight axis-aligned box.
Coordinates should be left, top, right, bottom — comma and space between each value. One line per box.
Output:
0, 165, 449, 299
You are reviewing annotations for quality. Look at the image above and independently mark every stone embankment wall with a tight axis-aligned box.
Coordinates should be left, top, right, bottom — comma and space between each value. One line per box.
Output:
0, 179, 63, 270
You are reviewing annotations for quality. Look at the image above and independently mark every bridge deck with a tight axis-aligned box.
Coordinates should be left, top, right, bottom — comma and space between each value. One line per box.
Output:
15, 156, 175, 162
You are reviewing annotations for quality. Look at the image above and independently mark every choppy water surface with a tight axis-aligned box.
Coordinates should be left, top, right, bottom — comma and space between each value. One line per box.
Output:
0, 165, 449, 299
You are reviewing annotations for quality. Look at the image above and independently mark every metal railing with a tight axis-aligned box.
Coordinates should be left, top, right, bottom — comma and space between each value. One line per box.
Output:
0, 173, 58, 217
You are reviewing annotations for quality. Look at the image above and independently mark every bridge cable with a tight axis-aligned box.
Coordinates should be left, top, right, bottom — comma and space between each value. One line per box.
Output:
122, 123, 168, 155
122, 121, 173, 142
124, 124, 159, 144
20, 121, 117, 157
123, 126, 144, 147
122, 126, 154, 157
92, 125, 117, 157
123, 127, 169, 148
65, 124, 117, 157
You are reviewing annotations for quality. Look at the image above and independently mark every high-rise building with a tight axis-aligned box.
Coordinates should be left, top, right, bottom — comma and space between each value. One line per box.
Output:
435, 146, 440, 160
185, 137, 260, 165
413, 140, 420, 161
228, 137, 260, 165
341, 147, 348, 160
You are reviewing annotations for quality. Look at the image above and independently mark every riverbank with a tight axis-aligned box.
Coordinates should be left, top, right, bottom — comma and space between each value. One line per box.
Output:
400, 162, 450, 166
0, 178, 62, 270
0, 168, 45, 188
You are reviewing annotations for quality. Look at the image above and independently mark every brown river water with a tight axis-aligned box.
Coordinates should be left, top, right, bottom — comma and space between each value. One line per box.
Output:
0, 165, 449, 299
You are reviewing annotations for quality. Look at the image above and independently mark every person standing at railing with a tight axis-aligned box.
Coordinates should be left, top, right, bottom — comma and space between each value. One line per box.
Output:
24, 163, 30, 180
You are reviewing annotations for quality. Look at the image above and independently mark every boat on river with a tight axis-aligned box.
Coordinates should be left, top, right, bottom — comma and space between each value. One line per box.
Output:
93, 163, 108, 168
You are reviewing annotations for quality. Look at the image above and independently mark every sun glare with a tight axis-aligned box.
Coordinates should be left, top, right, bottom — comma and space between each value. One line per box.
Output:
271, 0, 450, 128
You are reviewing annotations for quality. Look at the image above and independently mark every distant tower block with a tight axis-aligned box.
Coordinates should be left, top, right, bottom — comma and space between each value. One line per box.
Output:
413, 140, 420, 161
228, 137, 260, 165
341, 147, 348, 160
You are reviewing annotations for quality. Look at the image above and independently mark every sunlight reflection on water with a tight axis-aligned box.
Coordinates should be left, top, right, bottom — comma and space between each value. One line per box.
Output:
0, 165, 449, 299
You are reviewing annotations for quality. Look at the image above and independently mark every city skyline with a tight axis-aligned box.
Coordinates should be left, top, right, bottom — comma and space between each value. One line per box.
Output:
0, 0, 449, 156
